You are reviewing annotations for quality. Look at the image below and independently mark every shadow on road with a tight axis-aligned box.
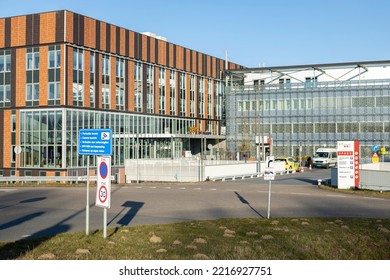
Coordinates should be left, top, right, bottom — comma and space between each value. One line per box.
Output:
234, 192, 264, 218
108, 201, 144, 226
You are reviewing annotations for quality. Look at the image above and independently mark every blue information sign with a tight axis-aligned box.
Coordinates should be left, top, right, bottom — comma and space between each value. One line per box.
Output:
78, 129, 112, 155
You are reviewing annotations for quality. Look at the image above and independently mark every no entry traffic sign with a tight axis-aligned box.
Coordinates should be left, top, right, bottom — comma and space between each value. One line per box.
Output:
95, 156, 111, 208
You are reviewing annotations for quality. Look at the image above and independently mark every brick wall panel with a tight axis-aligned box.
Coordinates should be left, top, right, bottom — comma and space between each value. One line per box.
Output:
15, 48, 26, 107
110, 24, 116, 54
169, 44, 174, 68
129, 31, 135, 58
65, 11, 73, 43
99, 21, 107, 52
2, 110, 11, 168
0, 18, 4, 48
11, 16, 26, 46
39, 46, 48, 106
66, 46, 73, 105
142, 35, 148, 61
157, 40, 166, 65
84, 17, 96, 48
60, 44, 66, 105
39, 13, 48, 44
186, 49, 191, 72
120, 28, 126, 56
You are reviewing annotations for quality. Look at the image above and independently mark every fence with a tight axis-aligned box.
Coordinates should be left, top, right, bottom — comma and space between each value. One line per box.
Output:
125, 159, 286, 182
0, 175, 116, 184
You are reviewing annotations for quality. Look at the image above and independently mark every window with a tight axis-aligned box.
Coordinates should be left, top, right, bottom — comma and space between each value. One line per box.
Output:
73, 49, 83, 71
305, 77, 317, 88
102, 55, 110, 109
26, 48, 40, 70
146, 65, 154, 113
48, 82, 60, 101
26, 48, 40, 106
73, 48, 84, 106
159, 68, 166, 114
238, 101, 243, 111
170, 70, 176, 115
190, 75, 195, 117
179, 72, 186, 116
48, 46, 61, 105
207, 79, 212, 119
0, 85, 11, 107
0, 51, 11, 72
134, 62, 142, 112
48, 47, 61, 68
26, 83, 39, 101
285, 79, 291, 89
198, 77, 204, 118
90, 52, 95, 107
116, 58, 125, 111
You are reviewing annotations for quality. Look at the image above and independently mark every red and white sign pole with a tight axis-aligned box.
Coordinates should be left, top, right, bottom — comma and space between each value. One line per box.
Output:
337, 140, 360, 189
96, 156, 111, 238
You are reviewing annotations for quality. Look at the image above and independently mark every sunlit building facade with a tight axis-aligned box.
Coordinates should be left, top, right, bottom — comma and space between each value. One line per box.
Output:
0, 10, 243, 177
225, 61, 390, 162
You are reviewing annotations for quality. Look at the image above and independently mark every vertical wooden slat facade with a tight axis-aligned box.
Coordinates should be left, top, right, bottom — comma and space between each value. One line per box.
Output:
0, 10, 245, 170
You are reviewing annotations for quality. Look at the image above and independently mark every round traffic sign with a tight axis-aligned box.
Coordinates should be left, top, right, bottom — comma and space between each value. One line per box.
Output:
372, 145, 379, 152
98, 186, 108, 203
99, 161, 108, 179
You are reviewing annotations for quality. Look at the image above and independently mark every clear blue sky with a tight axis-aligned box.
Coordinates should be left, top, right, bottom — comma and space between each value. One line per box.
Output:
1, 0, 389, 67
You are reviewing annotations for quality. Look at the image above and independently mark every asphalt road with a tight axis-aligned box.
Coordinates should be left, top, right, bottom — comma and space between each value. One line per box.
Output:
1, 168, 389, 242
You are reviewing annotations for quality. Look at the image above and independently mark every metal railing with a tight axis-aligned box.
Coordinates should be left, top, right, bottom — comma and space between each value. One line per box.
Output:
0, 175, 116, 184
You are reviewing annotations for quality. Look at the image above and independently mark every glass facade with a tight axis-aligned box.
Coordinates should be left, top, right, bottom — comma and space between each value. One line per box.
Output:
226, 79, 390, 161
19, 108, 195, 168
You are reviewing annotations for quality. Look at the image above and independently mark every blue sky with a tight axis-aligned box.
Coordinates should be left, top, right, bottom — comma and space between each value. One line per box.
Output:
1, 0, 389, 67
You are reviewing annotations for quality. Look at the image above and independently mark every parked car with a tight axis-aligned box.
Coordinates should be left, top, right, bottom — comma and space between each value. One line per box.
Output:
275, 157, 300, 172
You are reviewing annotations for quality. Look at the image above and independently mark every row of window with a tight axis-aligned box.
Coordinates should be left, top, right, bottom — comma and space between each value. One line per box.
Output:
237, 121, 390, 134
237, 96, 390, 112
1, 46, 223, 118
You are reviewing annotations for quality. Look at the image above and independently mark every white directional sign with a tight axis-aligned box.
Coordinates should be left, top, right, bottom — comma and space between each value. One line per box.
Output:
264, 156, 275, 180
95, 156, 111, 208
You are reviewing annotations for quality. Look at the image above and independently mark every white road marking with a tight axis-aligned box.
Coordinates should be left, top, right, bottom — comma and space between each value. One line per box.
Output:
0, 189, 18, 192
291, 192, 311, 196
326, 194, 347, 198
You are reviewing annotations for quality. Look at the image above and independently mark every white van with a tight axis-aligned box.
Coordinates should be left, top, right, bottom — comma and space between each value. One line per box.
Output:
312, 148, 337, 168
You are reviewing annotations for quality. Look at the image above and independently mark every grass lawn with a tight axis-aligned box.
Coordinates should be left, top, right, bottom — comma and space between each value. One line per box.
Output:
1, 217, 389, 260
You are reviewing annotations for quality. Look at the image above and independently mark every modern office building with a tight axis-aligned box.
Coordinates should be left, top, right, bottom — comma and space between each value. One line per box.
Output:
225, 61, 390, 162
0, 10, 244, 178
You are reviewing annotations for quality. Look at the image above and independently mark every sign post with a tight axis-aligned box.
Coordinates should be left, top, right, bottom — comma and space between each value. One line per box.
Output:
337, 140, 360, 189
264, 156, 275, 219
78, 129, 112, 236
96, 156, 111, 238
